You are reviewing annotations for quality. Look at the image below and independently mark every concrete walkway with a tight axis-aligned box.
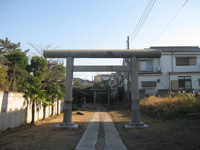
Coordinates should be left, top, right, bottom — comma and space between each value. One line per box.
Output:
75, 106, 127, 150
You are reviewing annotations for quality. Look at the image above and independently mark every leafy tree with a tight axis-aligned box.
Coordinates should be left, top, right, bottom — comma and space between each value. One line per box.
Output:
28, 56, 47, 79
27, 56, 65, 119
91, 80, 111, 104
43, 63, 65, 85
0, 38, 29, 91
74, 82, 86, 90
0, 37, 21, 55
22, 56, 47, 123
26, 56, 48, 121
45, 82, 64, 116
73, 82, 87, 97
28, 76, 43, 89
28, 43, 66, 116
43, 62, 65, 116
5, 50, 28, 69
41, 93, 54, 120
0, 64, 8, 88
93, 80, 110, 89
4, 48, 29, 91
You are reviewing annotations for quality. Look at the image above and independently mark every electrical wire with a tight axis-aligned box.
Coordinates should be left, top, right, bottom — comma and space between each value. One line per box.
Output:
130, 0, 156, 43
130, 0, 152, 39
151, 0, 189, 45
130, 0, 156, 44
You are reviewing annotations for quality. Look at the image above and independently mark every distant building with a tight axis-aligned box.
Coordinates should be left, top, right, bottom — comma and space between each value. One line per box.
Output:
73, 78, 94, 87
94, 74, 110, 83
109, 72, 124, 97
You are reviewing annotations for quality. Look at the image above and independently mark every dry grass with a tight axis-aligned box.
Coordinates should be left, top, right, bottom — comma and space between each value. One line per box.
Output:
140, 92, 200, 119
0, 108, 95, 150
1, 104, 200, 150
108, 106, 200, 150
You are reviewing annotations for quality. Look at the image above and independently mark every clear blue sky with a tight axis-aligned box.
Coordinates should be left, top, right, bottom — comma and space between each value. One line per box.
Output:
1, 0, 200, 80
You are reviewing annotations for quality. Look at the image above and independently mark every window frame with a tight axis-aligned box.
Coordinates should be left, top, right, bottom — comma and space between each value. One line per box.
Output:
139, 60, 153, 72
178, 76, 192, 90
176, 57, 196, 66
142, 81, 157, 88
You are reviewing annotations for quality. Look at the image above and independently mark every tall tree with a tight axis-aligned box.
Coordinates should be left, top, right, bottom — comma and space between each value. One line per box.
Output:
24, 56, 47, 123
28, 56, 47, 80
0, 37, 22, 55
0, 38, 29, 91
0, 65, 8, 88
43, 63, 65, 116
3, 43, 29, 91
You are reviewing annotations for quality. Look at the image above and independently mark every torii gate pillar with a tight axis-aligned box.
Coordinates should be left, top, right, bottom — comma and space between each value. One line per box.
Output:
124, 57, 148, 129
55, 57, 78, 129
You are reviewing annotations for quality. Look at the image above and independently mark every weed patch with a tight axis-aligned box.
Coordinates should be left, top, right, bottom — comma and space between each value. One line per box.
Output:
140, 91, 200, 119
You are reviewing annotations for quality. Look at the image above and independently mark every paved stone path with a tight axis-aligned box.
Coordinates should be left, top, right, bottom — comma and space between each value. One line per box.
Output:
75, 106, 127, 150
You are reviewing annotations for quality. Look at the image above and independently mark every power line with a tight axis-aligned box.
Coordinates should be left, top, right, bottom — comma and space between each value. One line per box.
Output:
130, 0, 156, 43
130, 0, 152, 39
130, 0, 156, 44
151, 0, 189, 45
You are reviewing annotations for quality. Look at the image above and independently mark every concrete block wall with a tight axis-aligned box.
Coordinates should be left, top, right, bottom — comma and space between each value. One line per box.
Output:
0, 91, 27, 131
0, 91, 64, 132
26, 100, 63, 123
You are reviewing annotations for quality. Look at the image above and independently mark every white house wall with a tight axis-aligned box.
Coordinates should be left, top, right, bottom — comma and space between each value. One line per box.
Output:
138, 74, 171, 95
152, 58, 160, 72
160, 54, 172, 73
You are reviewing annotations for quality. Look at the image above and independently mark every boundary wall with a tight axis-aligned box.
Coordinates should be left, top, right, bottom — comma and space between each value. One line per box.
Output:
0, 91, 64, 131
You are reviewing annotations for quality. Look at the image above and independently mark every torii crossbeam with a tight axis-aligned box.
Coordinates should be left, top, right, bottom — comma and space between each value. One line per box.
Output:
43, 49, 161, 129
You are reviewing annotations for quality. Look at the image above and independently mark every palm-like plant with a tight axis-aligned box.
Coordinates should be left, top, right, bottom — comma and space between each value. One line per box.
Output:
24, 85, 45, 124
45, 82, 64, 116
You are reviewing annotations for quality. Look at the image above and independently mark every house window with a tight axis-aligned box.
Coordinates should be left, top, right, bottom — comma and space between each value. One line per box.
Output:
176, 57, 196, 66
139, 61, 153, 71
142, 81, 156, 87
178, 76, 192, 90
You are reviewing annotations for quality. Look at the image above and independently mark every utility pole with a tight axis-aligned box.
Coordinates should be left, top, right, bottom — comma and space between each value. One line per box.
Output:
117, 73, 119, 105
127, 36, 130, 49
126, 36, 130, 108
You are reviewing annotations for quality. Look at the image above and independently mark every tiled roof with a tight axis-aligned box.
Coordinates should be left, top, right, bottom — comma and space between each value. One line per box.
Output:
150, 46, 200, 52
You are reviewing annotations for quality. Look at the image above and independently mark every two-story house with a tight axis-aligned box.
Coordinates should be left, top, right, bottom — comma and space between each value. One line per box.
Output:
123, 46, 200, 98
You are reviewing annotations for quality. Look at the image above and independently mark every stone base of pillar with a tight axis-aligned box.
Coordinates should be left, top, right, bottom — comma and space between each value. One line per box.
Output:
54, 122, 78, 130
124, 122, 148, 129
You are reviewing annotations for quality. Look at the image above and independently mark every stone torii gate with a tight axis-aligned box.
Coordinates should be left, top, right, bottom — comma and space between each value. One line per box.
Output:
43, 49, 161, 129
90, 89, 114, 106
